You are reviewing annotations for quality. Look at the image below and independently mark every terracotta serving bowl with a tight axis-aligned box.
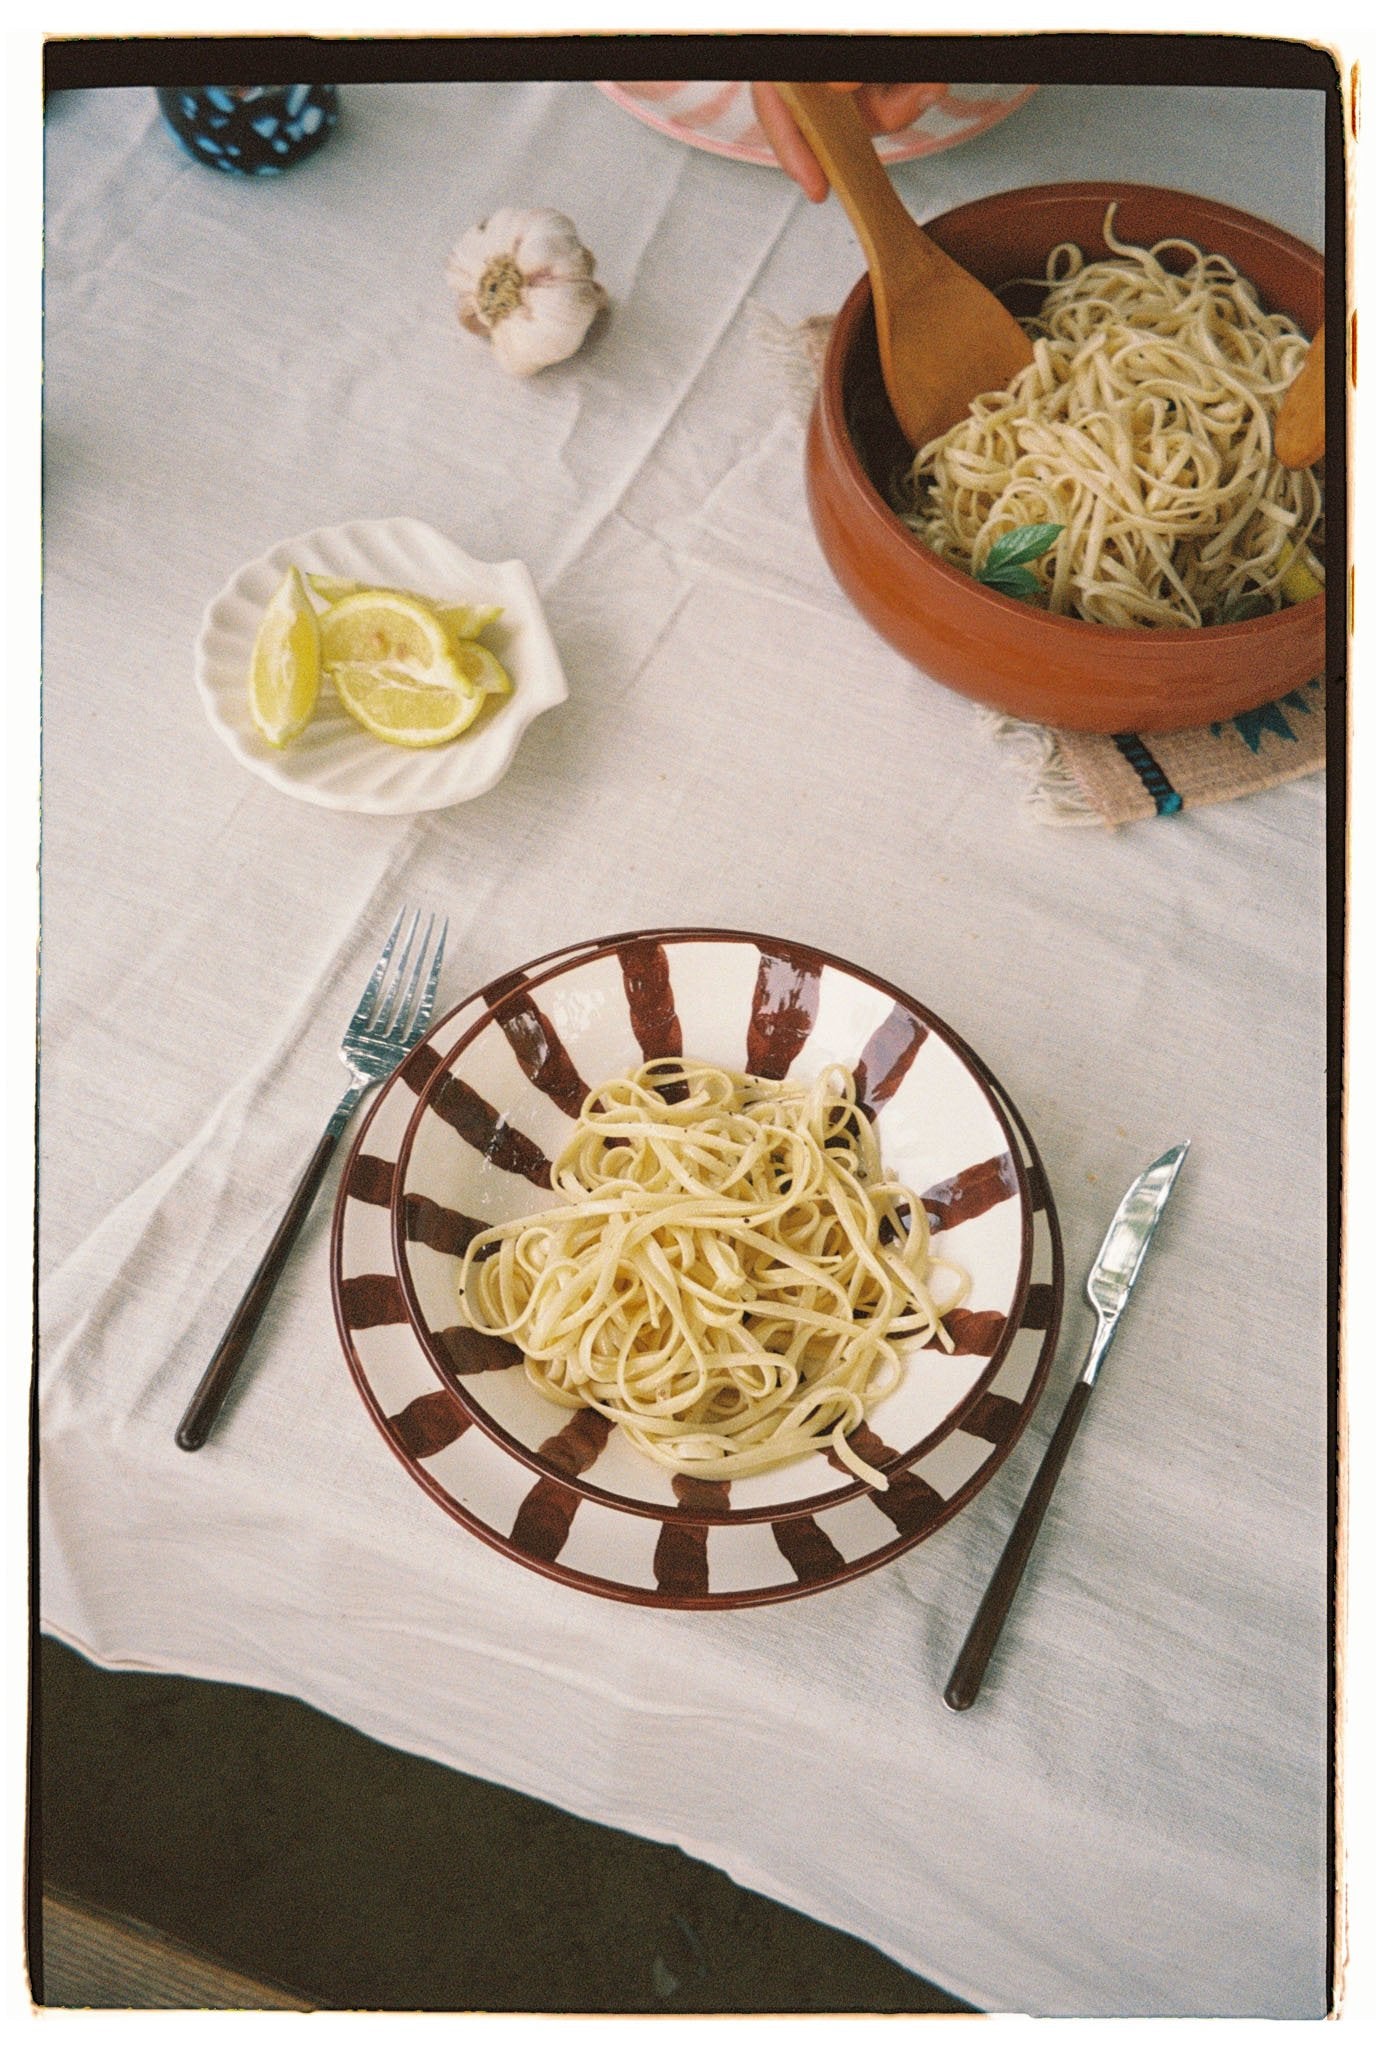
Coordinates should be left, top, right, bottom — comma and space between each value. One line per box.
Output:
805, 181, 1326, 734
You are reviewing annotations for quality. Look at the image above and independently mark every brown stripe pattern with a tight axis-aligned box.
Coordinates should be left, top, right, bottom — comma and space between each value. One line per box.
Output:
338, 1273, 408, 1328
480, 965, 532, 1010
930, 1305, 1009, 1356
653, 1521, 710, 1597
401, 1192, 487, 1257
826, 1420, 900, 1481
922, 1153, 1018, 1232
436, 1324, 524, 1375
345, 1152, 395, 1206
510, 1475, 581, 1561
773, 1515, 845, 1584
672, 1474, 731, 1515
1024, 1150, 1053, 1211
619, 941, 685, 1063
955, 1389, 1023, 1445
400, 1040, 444, 1095
388, 1389, 471, 1459
832, 1422, 945, 1537
746, 947, 821, 1079
495, 996, 590, 1118
852, 1004, 929, 1115
869, 1465, 947, 1538
427, 1071, 553, 1187
1021, 1282, 1056, 1330
536, 1407, 615, 1477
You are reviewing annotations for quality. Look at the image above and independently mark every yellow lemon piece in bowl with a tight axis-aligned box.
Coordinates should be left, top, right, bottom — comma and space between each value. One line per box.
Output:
318, 589, 518, 746
248, 566, 322, 746
451, 638, 513, 699
319, 589, 496, 747
318, 588, 469, 681
328, 661, 488, 748
434, 601, 505, 643
1280, 556, 1324, 605
308, 573, 503, 645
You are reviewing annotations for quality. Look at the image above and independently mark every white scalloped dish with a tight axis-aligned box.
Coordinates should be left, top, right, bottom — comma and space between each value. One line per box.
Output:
195, 517, 569, 814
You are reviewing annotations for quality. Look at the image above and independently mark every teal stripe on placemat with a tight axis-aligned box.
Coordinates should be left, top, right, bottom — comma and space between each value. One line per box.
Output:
1111, 678, 1325, 818
1111, 734, 1183, 815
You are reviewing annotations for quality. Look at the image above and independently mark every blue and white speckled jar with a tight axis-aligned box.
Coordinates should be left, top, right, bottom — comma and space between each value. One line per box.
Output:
156, 85, 339, 175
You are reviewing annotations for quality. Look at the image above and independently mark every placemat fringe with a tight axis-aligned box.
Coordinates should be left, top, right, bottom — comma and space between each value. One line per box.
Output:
977, 711, 1105, 826
750, 304, 832, 421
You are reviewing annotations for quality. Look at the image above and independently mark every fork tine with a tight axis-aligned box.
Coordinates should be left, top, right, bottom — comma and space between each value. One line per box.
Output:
372, 909, 421, 1034
348, 906, 407, 1031
387, 911, 435, 1042
408, 915, 448, 1042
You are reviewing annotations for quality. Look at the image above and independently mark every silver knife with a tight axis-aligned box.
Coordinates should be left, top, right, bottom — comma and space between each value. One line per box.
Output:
943, 1142, 1190, 1712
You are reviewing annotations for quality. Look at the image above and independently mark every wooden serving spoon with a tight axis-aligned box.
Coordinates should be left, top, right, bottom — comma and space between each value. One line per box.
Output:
1274, 327, 1324, 468
774, 81, 1034, 450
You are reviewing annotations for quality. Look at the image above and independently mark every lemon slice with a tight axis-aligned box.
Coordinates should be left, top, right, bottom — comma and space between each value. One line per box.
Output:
307, 573, 368, 604
317, 588, 468, 680
435, 601, 504, 641
329, 661, 487, 748
308, 574, 503, 643
1281, 556, 1324, 605
248, 566, 322, 746
451, 639, 513, 699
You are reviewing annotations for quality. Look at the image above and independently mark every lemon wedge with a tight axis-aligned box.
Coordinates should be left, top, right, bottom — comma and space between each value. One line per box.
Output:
307, 574, 368, 604
249, 574, 511, 749
248, 566, 322, 746
451, 639, 513, 699
329, 661, 488, 748
319, 590, 490, 745
318, 588, 467, 680
434, 601, 505, 642
1281, 557, 1324, 605
308, 573, 502, 644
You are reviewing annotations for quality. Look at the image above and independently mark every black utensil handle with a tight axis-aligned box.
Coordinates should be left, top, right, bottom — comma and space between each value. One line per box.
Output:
943, 1376, 1094, 1711
175, 1125, 342, 1451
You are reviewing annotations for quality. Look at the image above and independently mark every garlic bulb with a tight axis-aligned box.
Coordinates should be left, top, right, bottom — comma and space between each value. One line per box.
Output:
447, 208, 607, 377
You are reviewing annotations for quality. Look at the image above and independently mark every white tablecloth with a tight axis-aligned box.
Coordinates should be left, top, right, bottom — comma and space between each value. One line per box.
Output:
38, 75, 1331, 2018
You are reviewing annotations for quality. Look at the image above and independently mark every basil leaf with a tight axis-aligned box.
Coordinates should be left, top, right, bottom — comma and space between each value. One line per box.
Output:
1218, 591, 1270, 624
978, 565, 1042, 600
980, 522, 1065, 574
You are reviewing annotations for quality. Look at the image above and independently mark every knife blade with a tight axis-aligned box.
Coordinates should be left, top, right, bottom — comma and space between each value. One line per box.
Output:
943, 1142, 1189, 1712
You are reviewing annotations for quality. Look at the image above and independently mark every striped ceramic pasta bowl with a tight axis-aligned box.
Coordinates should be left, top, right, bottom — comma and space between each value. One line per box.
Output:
390, 930, 1055, 1529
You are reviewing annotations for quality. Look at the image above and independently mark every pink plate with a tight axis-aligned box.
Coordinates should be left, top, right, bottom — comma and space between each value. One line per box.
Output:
593, 80, 1038, 169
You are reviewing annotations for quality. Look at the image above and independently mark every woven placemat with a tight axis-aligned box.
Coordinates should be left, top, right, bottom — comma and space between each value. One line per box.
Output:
757, 307, 1327, 826
981, 680, 1326, 826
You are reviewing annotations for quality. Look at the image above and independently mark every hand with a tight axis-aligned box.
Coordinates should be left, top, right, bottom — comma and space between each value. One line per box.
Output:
751, 82, 946, 201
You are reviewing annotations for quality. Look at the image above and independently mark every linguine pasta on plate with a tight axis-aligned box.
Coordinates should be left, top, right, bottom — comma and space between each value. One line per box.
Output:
458, 1058, 968, 1487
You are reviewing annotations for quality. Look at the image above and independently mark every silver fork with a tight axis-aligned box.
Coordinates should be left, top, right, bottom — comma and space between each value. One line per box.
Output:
176, 907, 448, 1450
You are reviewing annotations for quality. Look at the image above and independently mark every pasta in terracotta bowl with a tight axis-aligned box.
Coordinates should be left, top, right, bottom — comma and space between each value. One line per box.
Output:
392, 930, 1060, 1529
805, 182, 1326, 734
